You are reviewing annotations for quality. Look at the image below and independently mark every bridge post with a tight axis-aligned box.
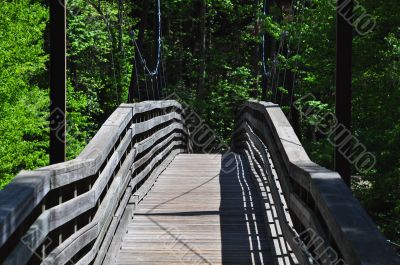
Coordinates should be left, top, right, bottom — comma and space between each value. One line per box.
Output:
335, 0, 353, 187
49, 0, 67, 164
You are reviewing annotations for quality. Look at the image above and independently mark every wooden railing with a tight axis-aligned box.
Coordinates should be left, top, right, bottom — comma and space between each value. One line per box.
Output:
0, 100, 190, 265
232, 101, 400, 265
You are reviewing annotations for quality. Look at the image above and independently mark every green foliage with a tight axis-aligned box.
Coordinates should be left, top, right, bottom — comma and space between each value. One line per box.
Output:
163, 0, 260, 138
0, 0, 97, 189
0, 0, 399, 245
68, 0, 133, 121
263, 16, 282, 40
280, 0, 400, 242
0, 0, 48, 189
203, 66, 252, 140
66, 83, 96, 159
351, 0, 400, 241
0, 89, 49, 189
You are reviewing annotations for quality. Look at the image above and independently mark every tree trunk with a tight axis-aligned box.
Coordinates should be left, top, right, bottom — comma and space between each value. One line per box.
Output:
252, 0, 261, 98
117, 0, 123, 52
197, 0, 206, 100
262, 0, 272, 101
128, 0, 149, 102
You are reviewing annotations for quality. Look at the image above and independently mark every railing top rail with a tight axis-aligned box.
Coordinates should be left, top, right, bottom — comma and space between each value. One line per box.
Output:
234, 100, 400, 265
0, 100, 184, 250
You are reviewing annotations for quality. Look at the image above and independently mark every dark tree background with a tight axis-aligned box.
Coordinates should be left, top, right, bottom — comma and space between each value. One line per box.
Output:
0, 0, 399, 242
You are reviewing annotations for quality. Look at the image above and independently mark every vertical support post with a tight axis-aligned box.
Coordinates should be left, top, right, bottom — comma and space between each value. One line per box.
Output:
335, 0, 353, 187
50, 0, 67, 164
261, 0, 271, 101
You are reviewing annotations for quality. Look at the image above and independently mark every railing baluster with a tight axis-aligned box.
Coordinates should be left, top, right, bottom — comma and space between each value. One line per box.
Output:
58, 190, 63, 245
0, 101, 189, 265
74, 183, 78, 233
232, 101, 400, 265
41, 200, 46, 261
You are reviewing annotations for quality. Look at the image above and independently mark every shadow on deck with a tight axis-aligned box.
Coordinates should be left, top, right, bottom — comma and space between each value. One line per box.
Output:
109, 154, 281, 264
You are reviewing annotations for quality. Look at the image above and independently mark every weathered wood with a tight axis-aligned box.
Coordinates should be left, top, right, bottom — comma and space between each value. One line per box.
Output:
242, 146, 309, 265
135, 123, 184, 154
132, 112, 182, 136
46, 139, 185, 263
75, 147, 184, 265
113, 154, 277, 265
130, 140, 185, 188
132, 132, 183, 172
0, 102, 181, 243
233, 101, 400, 265
93, 187, 133, 265
43, 130, 186, 264
5, 126, 136, 264
133, 149, 183, 202
101, 204, 135, 265
6, 98, 395, 265
235, 121, 294, 200
235, 113, 340, 264
94, 149, 182, 265
77, 106, 134, 174
0, 100, 188, 265
288, 193, 333, 262
0, 170, 51, 247
43, 146, 137, 265
43, 222, 99, 265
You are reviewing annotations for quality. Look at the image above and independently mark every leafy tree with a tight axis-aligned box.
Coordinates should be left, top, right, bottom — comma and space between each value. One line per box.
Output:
0, 0, 48, 188
0, 0, 399, 245
0, 0, 97, 188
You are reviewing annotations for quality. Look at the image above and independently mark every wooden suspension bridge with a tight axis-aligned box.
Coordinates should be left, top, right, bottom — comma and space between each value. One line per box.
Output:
0, 1, 398, 263
0, 100, 399, 265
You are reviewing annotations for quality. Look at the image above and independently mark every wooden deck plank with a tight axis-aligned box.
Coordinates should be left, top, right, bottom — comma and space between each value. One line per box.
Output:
113, 154, 277, 265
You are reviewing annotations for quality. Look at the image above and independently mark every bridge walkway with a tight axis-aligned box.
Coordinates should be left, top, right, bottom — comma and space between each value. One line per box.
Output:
2, 101, 398, 265
111, 154, 279, 265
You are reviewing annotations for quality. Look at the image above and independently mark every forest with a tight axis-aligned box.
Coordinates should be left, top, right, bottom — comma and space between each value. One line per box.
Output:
0, 0, 399, 244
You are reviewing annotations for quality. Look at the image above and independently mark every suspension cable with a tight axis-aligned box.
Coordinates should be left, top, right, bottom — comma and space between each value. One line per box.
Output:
130, 0, 165, 100
270, 34, 285, 102
280, 0, 296, 106
289, 0, 307, 114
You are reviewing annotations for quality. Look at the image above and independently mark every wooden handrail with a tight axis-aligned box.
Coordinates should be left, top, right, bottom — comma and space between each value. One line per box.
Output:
0, 100, 190, 265
2, 99, 397, 265
232, 101, 400, 265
